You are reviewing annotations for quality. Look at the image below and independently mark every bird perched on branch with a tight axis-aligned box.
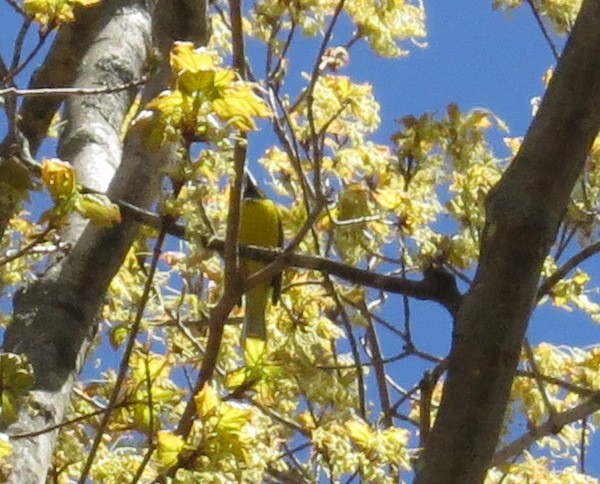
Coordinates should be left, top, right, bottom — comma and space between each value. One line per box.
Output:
239, 174, 283, 344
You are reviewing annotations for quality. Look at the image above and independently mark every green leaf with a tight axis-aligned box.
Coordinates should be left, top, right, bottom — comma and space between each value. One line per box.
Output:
74, 193, 121, 227
0, 354, 34, 424
156, 430, 184, 470
195, 383, 219, 418
109, 324, 129, 349
41, 158, 77, 202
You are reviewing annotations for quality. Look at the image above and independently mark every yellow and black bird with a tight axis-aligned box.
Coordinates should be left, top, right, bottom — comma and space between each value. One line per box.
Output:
239, 174, 283, 343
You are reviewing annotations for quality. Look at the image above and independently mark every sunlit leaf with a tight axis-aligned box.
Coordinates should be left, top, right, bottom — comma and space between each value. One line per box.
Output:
74, 193, 121, 227
345, 418, 372, 449
156, 430, 184, 470
213, 84, 271, 131
24, 0, 101, 27
41, 158, 76, 202
195, 384, 220, 418
244, 338, 267, 366
217, 403, 249, 433
0, 354, 34, 424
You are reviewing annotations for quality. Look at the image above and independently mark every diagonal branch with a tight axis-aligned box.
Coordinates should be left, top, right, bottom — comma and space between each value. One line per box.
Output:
492, 398, 600, 466
537, 240, 600, 299
116, 198, 463, 315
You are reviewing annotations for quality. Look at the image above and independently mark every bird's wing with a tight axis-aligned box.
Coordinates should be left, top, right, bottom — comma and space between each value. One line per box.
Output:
271, 210, 283, 305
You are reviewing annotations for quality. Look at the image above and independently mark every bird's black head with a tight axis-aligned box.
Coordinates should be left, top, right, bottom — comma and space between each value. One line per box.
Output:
243, 174, 264, 200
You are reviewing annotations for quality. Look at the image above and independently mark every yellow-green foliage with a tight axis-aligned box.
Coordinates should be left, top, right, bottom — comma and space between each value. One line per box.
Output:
3, 0, 600, 482
493, 0, 582, 33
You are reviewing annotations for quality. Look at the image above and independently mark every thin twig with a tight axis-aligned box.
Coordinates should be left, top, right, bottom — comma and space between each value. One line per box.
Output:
130, 350, 157, 483
3, 0, 25, 15
0, 55, 8, 79
580, 416, 587, 473
526, 0, 560, 61
325, 276, 367, 418
555, 225, 577, 261
364, 320, 392, 427
77, 226, 169, 483
515, 370, 600, 398
400, 246, 413, 346
523, 338, 558, 420
492, 398, 600, 466
418, 373, 433, 448
0, 77, 148, 97
10, 19, 31, 74
6, 29, 50, 83
387, 357, 447, 422
267, 84, 312, 203
537, 240, 600, 299
316, 350, 409, 370
0, 227, 52, 266
305, 0, 347, 192
10, 399, 138, 439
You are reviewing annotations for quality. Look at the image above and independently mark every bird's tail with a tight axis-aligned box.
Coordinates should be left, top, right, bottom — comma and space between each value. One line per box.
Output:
243, 283, 270, 342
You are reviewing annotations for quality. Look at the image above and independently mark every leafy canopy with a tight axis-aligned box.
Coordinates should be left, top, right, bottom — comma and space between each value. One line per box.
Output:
2, 0, 600, 482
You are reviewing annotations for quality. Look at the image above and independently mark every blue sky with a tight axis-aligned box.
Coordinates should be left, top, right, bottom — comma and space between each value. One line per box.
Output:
361, 2, 600, 477
246, 1, 600, 477
2, 0, 600, 479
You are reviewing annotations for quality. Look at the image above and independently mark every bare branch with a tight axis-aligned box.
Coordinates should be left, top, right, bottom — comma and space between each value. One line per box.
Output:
515, 370, 600, 398
117, 195, 463, 314
0, 77, 148, 97
537, 240, 600, 299
492, 398, 600, 467
0, 227, 52, 266
526, 0, 560, 61
364, 321, 393, 427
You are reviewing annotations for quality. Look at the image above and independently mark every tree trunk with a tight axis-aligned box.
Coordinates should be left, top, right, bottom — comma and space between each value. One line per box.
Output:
1, 1, 209, 482
417, 1, 600, 482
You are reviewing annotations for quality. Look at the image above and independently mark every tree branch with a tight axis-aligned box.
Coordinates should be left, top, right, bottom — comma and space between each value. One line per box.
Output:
537, 240, 600, 299
117, 197, 463, 315
492, 397, 600, 467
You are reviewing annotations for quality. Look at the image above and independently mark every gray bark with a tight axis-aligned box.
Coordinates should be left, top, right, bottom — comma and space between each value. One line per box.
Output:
0, 2, 105, 239
1, 0, 209, 482
416, 1, 600, 482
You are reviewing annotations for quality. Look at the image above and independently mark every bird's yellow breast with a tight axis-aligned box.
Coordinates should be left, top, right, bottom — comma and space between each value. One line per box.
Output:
239, 198, 281, 274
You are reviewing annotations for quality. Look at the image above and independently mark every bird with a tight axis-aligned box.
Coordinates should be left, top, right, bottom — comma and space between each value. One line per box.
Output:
239, 174, 283, 344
